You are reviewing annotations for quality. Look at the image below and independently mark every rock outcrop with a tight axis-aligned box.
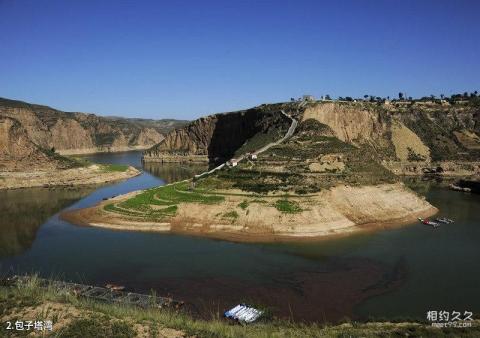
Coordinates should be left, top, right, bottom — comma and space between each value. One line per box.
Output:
0, 116, 65, 171
144, 100, 480, 176
0, 97, 188, 155
302, 101, 480, 175
144, 104, 294, 163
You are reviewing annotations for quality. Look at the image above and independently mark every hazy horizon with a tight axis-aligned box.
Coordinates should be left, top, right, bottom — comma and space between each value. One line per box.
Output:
1, 0, 479, 120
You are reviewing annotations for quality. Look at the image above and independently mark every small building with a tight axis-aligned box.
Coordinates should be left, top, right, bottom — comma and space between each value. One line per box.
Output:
227, 159, 238, 167
302, 95, 315, 101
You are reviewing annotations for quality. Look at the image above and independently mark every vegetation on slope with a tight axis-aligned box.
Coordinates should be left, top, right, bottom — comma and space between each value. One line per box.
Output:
1, 276, 479, 337
103, 182, 225, 220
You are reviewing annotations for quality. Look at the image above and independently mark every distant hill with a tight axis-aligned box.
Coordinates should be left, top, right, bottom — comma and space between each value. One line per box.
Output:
0, 97, 188, 156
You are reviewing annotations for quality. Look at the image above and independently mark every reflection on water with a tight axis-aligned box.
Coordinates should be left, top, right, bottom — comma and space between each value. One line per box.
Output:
0, 152, 206, 259
75, 150, 208, 183
0, 187, 94, 257
143, 162, 208, 184
1, 151, 479, 322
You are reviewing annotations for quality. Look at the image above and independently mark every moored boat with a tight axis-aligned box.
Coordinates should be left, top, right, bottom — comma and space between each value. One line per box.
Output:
418, 218, 440, 227
436, 217, 454, 224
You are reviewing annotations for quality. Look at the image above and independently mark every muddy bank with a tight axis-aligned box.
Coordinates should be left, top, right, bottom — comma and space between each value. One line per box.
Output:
0, 165, 140, 190
57, 145, 153, 156
61, 183, 437, 242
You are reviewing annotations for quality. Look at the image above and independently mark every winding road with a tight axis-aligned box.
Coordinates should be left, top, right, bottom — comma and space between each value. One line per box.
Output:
194, 110, 297, 179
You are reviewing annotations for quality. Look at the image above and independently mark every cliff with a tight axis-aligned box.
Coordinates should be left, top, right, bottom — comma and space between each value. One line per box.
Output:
0, 116, 70, 171
0, 97, 188, 155
143, 103, 295, 163
302, 101, 480, 161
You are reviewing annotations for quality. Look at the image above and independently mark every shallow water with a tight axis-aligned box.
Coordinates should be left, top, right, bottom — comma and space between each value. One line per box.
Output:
0, 151, 478, 322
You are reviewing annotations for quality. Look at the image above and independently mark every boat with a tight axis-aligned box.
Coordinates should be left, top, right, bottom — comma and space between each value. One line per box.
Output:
436, 217, 454, 224
105, 283, 125, 291
418, 218, 440, 227
224, 304, 263, 323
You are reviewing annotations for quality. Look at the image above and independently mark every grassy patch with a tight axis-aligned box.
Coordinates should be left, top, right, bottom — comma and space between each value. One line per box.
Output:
274, 199, 303, 213
101, 164, 129, 172
67, 156, 92, 167
104, 182, 224, 220
222, 210, 239, 220
58, 316, 135, 338
238, 200, 249, 210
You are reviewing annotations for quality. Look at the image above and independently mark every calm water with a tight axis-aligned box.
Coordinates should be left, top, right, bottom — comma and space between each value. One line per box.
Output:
0, 151, 479, 322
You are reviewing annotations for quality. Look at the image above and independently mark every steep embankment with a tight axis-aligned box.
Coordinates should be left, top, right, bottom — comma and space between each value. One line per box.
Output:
0, 97, 188, 155
302, 101, 480, 176
0, 116, 69, 171
143, 103, 294, 163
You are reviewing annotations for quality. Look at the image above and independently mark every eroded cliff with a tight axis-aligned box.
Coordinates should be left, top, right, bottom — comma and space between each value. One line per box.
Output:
0, 97, 188, 155
0, 116, 68, 171
143, 103, 295, 163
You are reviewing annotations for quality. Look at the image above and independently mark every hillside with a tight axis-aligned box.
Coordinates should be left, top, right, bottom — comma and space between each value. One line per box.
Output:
145, 100, 480, 177
64, 99, 480, 241
0, 116, 74, 171
143, 103, 295, 163
0, 97, 188, 155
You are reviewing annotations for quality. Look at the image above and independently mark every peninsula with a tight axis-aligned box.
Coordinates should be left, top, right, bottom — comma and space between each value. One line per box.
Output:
63, 95, 480, 241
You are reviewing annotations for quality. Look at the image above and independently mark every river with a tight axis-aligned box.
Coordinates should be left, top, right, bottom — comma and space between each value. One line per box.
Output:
0, 151, 479, 323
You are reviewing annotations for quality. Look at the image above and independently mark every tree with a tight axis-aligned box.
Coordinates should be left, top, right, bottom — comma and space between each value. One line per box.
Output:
50, 147, 56, 153
408, 96, 413, 100
398, 92, 404, 100
364, 95, 369, 100
440, 94, 444, 99
325, 94, 331, 100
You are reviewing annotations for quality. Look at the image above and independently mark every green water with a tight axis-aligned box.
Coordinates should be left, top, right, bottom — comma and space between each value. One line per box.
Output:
0, 151, 478, 322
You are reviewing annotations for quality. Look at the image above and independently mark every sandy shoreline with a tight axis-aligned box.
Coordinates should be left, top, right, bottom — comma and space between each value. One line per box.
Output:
0, 165, 141, 190
61, 183, 438, 243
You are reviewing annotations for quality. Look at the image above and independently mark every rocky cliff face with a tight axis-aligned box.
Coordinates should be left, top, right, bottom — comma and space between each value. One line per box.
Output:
144, 99, 479, 178
0, 97, 188, 155
144, 104, 294, 163
0, 116, 66, 170
302, 101, 480, 163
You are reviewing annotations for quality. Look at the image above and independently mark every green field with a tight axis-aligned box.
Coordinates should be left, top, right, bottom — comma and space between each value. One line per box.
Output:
104, 182, 225, 220
101, 164, 129, 172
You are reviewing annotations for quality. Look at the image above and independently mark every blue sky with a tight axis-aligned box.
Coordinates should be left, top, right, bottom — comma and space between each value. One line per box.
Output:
1, 0, 479, 120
